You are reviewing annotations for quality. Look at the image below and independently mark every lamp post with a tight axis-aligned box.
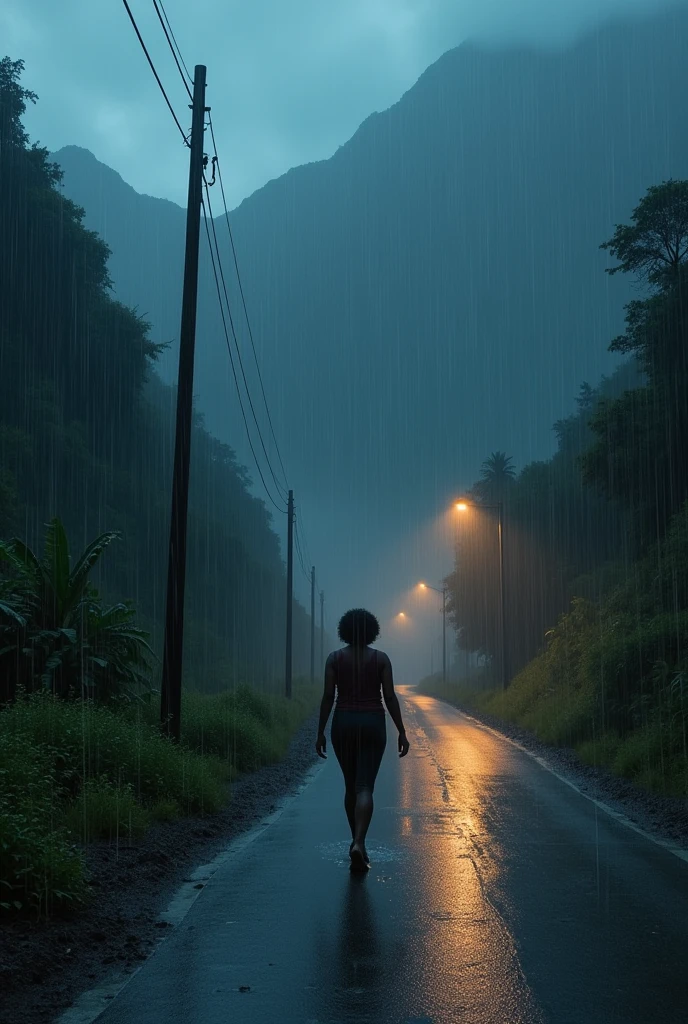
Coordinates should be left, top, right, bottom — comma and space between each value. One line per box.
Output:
418, 582, 447, 684
455, 501, 507, 690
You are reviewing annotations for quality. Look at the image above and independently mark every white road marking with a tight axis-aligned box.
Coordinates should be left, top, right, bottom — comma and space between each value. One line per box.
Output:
417, 693, 688, 865
57, 760, 325, 1024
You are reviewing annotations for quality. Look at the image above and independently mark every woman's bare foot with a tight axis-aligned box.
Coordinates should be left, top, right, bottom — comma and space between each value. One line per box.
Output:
349, 840, 370, 864
349, 841, 369, 871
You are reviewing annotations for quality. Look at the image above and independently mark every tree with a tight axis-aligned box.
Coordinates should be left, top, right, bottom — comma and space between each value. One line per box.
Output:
0, 58, 319, 689
585, 181, 688, 547
475, 451, 515, 503
600, 179, 688, 289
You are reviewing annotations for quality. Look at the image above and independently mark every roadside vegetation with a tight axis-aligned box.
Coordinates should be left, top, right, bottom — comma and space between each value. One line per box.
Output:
0, 683, 318, 915
436, 178, 688, 800
0, 62, 321, 918
0, 516, 318, 915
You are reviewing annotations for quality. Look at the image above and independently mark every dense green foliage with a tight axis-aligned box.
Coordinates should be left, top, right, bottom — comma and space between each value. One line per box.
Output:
441, 179, 688, 795
583, 183, 688, 548
0, 58, 314, 687
0, 518, 153, 703
446, 365, 638, 676
0, 60, 323, 917
0, 684, 318, 913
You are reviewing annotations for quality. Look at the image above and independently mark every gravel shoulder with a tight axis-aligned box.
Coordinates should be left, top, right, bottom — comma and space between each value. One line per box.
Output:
435, 695, 688, 851
0, 712, 319, 1024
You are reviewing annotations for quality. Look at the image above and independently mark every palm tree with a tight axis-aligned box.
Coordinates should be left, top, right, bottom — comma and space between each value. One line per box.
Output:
476, 451, 515, 502
0, 518, 153, 702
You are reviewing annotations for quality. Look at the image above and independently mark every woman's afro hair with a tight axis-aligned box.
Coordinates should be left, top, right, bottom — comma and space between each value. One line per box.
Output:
337, 608, 380, 646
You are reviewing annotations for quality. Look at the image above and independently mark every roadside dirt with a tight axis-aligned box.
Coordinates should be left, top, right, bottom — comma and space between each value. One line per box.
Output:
0, 712, 319, 1024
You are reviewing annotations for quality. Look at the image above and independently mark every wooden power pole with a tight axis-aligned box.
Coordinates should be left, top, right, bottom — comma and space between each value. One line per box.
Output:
285, 490, 294, 698
310, 566, 315, 684
319, 590, 324, 677
160, 65, 207, 741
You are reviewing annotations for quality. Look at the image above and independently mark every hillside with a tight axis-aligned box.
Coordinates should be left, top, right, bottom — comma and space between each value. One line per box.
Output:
53, 5, 688, 614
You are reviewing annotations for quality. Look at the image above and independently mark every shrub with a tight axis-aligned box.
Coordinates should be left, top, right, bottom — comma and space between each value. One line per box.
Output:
2, 692, 228, 814
0, 732, 85, 913
63, 779, 149, 842
179, 683, 320, 772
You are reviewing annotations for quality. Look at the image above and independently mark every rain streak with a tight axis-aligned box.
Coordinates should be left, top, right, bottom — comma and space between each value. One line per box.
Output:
1, 3, 687, 1023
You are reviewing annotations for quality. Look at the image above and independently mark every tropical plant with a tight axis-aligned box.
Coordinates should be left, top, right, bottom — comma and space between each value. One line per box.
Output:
0, 518, 153, 702
475, 451, 515, 502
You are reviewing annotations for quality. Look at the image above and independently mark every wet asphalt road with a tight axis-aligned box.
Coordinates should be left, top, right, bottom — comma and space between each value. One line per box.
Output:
90, 689, 688, 1024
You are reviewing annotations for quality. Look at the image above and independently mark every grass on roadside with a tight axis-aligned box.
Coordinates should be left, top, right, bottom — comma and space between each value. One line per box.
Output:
417, 669, 688, 798
0, 682, 320, 914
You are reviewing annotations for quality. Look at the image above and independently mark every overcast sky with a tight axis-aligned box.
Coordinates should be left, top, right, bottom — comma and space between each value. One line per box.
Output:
3, 0, 681, 209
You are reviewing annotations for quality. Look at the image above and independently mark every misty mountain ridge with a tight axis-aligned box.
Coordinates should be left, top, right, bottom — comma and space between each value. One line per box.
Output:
52, 4, 688, 612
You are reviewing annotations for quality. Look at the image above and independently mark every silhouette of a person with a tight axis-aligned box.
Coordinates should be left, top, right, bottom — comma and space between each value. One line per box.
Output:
316, 608, 410, 870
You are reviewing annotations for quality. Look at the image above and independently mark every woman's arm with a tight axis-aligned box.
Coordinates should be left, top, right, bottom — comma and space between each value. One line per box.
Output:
381, 654, 410, 756
315, 655, 336, 757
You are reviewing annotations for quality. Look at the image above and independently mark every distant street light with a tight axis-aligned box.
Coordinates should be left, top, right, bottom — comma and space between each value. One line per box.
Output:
455, 499, 507, 690
417, 581, 447, 684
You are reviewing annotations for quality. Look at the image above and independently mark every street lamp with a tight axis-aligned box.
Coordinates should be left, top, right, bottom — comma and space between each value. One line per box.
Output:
455, 499, 507, 690
417, 581, 447, 684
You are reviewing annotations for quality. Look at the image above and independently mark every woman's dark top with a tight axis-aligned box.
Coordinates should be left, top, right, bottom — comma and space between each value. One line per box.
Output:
331, 646, 385, 714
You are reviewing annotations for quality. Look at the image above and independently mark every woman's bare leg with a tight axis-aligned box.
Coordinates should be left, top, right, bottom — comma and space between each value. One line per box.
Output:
344, 787, 356, 839
353, 788, 374, 850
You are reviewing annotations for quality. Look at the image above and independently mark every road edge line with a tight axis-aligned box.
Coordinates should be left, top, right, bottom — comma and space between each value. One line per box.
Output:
427, 696, 688, 865
56, 759, 325, 1024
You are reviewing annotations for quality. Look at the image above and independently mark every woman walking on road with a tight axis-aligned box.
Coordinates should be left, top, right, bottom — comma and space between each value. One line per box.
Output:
315, 608, 410, 871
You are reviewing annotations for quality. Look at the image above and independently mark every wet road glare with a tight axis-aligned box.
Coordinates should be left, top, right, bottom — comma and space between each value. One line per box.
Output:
88, 688, 687, 1024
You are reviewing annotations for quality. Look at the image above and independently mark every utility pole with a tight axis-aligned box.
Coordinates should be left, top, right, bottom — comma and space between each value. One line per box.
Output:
319, 590, 324, 675
285, 490, 294, 698
160, 65, 207, 741
310, 566, 316, 685
497, 502, 507, 691
442, 585, 447, 685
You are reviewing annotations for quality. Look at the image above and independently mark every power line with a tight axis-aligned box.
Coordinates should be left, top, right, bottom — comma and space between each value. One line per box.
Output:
207, 113, 290, 491
153, 0, 192, 99
202, 182, 289, 503
293, 519, 311, 584
121, 0, 189, 144
201, 193, 287, 515
295, 506, 313, 569
294, 513, 314, 586
154, 0, 193, 83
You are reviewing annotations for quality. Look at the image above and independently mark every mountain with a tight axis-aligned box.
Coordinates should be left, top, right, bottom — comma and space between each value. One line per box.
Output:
52, 5, 688, 629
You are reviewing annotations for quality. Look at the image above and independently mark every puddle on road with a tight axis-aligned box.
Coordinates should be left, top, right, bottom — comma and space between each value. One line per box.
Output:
317, 840, 406, 865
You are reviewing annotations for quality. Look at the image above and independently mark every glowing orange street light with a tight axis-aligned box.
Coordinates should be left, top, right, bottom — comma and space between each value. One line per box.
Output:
397, 611, 406, 619
453, 497, 507, 690
416, 580, 447, 682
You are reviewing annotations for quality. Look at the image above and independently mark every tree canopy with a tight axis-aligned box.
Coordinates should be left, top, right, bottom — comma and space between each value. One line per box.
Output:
600, 179, 688, 288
